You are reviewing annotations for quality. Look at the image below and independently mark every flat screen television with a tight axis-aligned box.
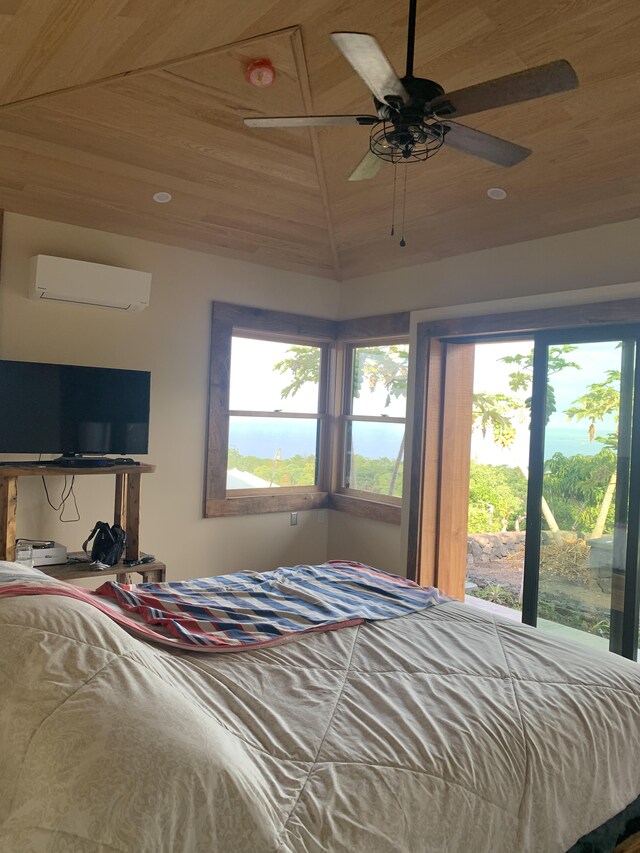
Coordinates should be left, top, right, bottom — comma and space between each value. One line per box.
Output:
0, 360, 150, 456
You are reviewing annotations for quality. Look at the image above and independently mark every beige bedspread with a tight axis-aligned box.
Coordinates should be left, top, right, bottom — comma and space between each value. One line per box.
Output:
1, 573, 640, 852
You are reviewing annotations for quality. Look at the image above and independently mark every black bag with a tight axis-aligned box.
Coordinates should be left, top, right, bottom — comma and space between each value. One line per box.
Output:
82, 522, 126, 567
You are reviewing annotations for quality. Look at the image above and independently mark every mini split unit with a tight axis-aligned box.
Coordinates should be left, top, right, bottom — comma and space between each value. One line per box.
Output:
29, 254, 151, 312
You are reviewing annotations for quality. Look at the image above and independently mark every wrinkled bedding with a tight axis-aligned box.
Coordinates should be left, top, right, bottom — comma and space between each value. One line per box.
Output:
1, 564, 640, 853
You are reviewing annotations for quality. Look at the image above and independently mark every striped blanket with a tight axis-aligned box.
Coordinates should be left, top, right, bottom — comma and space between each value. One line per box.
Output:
90, 560, 442, 651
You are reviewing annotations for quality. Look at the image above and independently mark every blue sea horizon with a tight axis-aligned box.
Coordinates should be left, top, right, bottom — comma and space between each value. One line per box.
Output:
228, 419, 604, 462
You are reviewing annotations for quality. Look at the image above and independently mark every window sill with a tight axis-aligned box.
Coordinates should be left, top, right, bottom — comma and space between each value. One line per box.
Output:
205, 491, 329, 518
204, 490, 401, 523
328, 493, 401, 525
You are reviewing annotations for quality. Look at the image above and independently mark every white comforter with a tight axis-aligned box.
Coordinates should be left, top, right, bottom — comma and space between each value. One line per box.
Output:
1, 567, 640, 853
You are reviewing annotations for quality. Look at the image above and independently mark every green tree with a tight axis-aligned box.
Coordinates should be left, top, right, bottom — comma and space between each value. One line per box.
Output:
468, 462, 527, 533
353, 345, 409, 406
544, 449, 617, 534
476, 346, 622, 538
472, 345, 581, 533
274, 344, 408, 496
472, 392, 523, 447
273, 345, 320, 399
501, 345, 580, 423
564, 369, 621, 538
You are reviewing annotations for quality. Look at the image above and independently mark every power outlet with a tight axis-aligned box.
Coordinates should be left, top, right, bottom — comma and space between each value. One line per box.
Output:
290, 512, 298, 526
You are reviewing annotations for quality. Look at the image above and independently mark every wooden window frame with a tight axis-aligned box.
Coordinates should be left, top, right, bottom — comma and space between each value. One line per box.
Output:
205, 303, 336, 517
329, 337, 409, 525
205, 303, 410, 521
407, 296, 640, 589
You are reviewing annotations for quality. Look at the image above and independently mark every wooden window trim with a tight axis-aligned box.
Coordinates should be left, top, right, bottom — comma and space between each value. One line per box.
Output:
329, 492, 401, 525
332, 339, 408, 518
407, 295, 640, 585
212, 302, 339, 340
205, 303, 409, 520
205, 304, 333, 518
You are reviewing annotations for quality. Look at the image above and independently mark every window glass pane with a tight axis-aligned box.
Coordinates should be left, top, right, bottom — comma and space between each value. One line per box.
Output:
227, 416, 319, 489
344, 421, 405, 497
351, 344, 409, 417
536, 339, 631, 654
229, 337, 321, 414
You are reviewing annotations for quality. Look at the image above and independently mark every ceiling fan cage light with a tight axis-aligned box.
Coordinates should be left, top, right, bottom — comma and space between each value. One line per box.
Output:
369, 119, 445, 163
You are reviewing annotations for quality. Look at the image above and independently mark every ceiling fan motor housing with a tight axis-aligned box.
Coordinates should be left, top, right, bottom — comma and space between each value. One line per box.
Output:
371, 76, 447, 163
373, 76, 445, 120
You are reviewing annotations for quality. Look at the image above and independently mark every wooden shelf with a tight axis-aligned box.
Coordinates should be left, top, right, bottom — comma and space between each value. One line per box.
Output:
45, 554, 166, 584
0, 463, 155, 477
0, 463, 162, 571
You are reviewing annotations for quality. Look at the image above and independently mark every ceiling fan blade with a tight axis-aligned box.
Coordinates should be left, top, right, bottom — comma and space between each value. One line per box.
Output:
331, 32, 409, 107
443, 122, 531, 167
348, 150, 384, 181
431, 60, 579, 119
244, 115, 377, 128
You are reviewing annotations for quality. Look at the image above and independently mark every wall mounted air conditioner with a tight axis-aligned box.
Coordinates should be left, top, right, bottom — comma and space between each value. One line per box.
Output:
29, 255, 151, 311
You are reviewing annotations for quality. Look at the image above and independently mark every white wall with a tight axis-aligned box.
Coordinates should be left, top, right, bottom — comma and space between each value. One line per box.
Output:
3, 212, 640, 584
339, 217, 640, 317
337, 217, 640, 576
0, 212, 341, 581
327, 510, 403, 574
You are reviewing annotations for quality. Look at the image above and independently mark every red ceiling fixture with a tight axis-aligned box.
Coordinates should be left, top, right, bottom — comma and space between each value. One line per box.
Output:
245, 59, 276, 89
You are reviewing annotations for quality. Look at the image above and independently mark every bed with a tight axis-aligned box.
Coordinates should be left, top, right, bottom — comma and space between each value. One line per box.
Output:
1, 561, 640, 853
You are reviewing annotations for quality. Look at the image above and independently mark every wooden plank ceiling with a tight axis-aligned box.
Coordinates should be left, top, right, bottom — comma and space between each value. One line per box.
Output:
0, 0, 639, 280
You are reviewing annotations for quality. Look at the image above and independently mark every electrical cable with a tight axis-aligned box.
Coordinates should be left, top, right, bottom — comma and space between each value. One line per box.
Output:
41, 475, 80, 522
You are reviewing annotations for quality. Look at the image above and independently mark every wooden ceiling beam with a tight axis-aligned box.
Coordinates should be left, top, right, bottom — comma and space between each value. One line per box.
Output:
290, 28, 342, 281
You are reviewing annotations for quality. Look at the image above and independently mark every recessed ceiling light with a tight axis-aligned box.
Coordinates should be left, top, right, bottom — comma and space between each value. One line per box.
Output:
153, 191, 172, 203
487, 187, 507, 200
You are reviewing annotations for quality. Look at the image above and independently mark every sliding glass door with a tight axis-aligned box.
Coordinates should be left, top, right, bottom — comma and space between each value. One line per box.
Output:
412, 305, 640, 662
521, 328, 640, 658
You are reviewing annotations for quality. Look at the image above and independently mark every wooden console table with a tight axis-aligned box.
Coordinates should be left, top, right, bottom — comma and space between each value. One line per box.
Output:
0, 462, 158, 570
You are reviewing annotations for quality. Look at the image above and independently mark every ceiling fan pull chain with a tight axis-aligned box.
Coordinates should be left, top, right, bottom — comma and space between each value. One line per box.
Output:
399, 167, 408, 247
390, 166, 398, 236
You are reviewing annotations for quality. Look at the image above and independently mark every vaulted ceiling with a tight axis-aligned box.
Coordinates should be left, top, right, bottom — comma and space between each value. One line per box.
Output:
0, 0, 639, 280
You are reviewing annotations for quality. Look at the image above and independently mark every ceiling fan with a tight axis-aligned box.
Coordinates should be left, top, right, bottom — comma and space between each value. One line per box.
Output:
243, 0, 579, 181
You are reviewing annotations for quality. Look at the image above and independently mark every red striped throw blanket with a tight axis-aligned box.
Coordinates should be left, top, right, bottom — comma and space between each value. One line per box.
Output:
0, 561, 442, 652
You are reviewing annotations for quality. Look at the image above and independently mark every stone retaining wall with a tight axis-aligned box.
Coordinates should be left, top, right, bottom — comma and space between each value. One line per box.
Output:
467, 531, 526, 567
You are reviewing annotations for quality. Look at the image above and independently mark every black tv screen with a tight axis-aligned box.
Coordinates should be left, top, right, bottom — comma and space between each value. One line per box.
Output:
0, 360, 150, 455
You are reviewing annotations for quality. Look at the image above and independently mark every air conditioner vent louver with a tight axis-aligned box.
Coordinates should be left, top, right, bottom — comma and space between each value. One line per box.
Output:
29, 255, 151, 312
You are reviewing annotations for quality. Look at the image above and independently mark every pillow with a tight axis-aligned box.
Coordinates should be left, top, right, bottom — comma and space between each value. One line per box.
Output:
0, 561, 49, 582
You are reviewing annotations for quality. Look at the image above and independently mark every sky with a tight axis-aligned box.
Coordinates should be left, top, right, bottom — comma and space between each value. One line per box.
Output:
228, 335, 624, 466
229, 336, 407, 416
472, 338, 623, 466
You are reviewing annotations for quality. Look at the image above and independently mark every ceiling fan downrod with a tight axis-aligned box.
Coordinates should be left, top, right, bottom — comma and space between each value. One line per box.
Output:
405, 0, 418, 78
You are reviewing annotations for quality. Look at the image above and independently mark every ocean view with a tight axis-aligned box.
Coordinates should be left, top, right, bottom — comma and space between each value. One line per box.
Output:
544, 426, 608, 459
229, 419, 604, 463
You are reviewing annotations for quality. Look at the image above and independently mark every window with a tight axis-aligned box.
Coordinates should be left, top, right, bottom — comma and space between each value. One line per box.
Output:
340, 342, 408, 500
205, 303, 409, 521
227, 336, 327, 491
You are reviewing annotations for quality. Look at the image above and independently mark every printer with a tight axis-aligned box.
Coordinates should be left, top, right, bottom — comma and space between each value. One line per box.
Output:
17, 539, 68, 567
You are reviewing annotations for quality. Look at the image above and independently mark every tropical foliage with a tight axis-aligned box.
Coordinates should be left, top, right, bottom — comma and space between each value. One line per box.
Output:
259, 339, 624, 539
228, 447, 316, 487
272, 343, 408, 497
468, 462, 527, 532
228, 446, 402, 495
543, 449, 617, 534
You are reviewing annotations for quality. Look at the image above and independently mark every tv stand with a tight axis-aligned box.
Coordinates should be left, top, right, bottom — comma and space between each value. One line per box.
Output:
0, 463, 158, 570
